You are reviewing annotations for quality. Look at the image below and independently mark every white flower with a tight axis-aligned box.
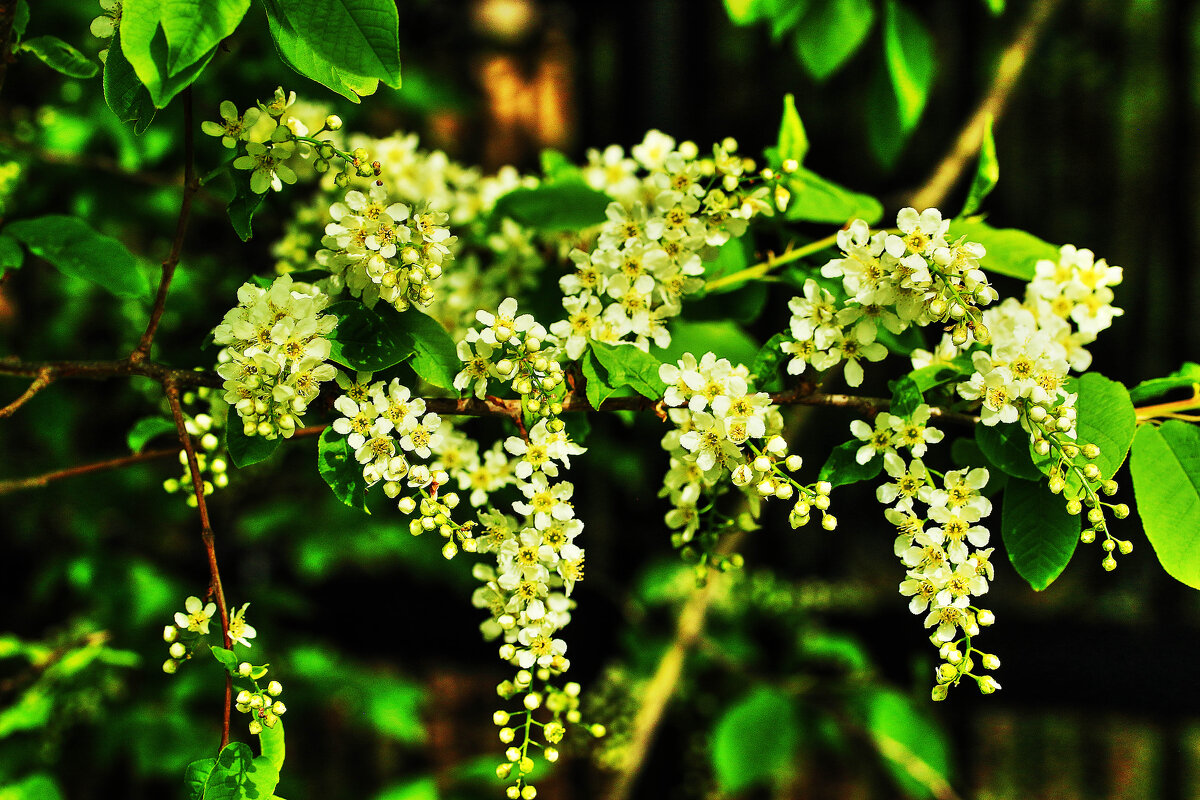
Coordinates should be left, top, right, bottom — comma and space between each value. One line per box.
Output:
201, 101, 263, 149
233, 139, 297, 194
228, 603, 257, 648
174, 596, 216, 635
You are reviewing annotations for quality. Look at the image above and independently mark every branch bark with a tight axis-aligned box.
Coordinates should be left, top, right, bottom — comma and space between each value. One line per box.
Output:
0, 366, 52, 419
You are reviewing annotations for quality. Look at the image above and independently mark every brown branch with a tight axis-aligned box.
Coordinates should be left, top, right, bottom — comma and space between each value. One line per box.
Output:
0, 356, 217, 387
0, 445, 183, 494
0, 366, 51, 419
132, 88, 200, 363
166, 379, 232, 750
905, 0, 1063, 211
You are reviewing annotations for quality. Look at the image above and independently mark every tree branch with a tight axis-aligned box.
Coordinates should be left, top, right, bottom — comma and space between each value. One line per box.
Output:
0, 446, 183, 494
0, 366, 52, 419
905, 0, 1063, 211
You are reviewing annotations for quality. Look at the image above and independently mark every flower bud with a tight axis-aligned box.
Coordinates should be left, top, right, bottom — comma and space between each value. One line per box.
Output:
523, 692, 541, 711
785, 454, 803, 471
169, 642, 187, 659
499, 727, 515, 744
238, 662, 253, 677
978, 676, 1001, 694
324, 114, 342, 131
821, 514, 837, 530
521, 783, 537, 800
163, 625, 179, 643
267, 680, 283, 696
977, 609, 995, 626
1102, 555, 1117, 571
494, 710, 511, 726
248, 720, 263, 735
982, 653, 1001, 670
163, 659, 179, 674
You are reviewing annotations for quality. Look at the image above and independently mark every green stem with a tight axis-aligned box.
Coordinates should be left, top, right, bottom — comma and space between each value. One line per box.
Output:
703, 232, 840, 292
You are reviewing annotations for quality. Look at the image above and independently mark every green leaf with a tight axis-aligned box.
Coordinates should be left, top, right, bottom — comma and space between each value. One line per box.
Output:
0, 689, 53, 737
655, 321, 759, 369
785, 167, 884, 225
777, 93, 808, 165
3, 774, 63, 800
792, 0, 875, 81
976, 422, 1041, 481
156, 0, 250, 75
723, 0, 762, 25
209, 646, 238, 672
13, 0, 29, 41
261, 0, 379, 102
491, 181, 610, 232
102, 32, 157, 133
184, 758, 217, 800
259, 719, 286, 775
272, 0, 401, 88
1131, 421, 1200, 589
0, 233, 24, 276
984, 0, 1005, 13
1128, 362, 1200, 403
590, 341, 666, 400
119, 0, 219, 107
202, 742, 280, 800
6, 214, 149, 298
947, 218, 1059, 281
883, 1, 935, 132
1030, 373, 1136, 501
226, 421, 282, 468
127, 417, 178, 453
798, 630, 870, 671
751, 332, 790, 392
326, 301, 412, 372
375, 777, 438, 800
862, 689, 953, 800
318, 427, 370, 514
908, 361, 970, 393
767, 0, 810, 40
582, 350, 618, 409
700, 234, 751, 287
226, 167, 266, 242
888, 376, 923, 418
865, 64, 908, 168
711, 687, 800, 792
1001, 477, 1080, 590
960, 114, 998, 217
20, 36, 99, 78
819, 439, 883, 488
381, 307, 459, 391
951, 437, 1009, 496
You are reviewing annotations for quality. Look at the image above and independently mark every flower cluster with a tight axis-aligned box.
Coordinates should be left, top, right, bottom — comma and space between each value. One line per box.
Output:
780, 208, 996, 387
863, 408, 1001, 697
455, 297, 567, 417
162, 597, 256, 674
213, 275, 337, 439
315, 185, 457, 313
559, 131, 780, 353
657, 352, 831, 564
161, 391, 230, 505
233, 661, 287, 736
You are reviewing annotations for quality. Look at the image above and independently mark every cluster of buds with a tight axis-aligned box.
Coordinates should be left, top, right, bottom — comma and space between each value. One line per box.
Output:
234, 662, 287, 736
931, 637, 1002, 700
398, 474, 479, 560
162, 408, 229, 505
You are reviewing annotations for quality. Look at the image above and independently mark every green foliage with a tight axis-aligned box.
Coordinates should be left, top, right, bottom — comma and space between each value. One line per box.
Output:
384, 307, 460, 391
589, 341, 667, 401
0, 234, 24, 277
5, 214, 149, 299
1131, 421, 1200, 589
226, 423, 281, 468
1031, 374, 1135, 501
317, 427, 371, 514
209, 646, 238, 673
491, 182, 611, 232
784, 167, 884, 225
226, 168, 265, 242
819, 439, 882, 488
581, 350, 620, 409
1001, 477, 1080, 590
261, 0, 379, 102
947, 218, 1059, 281
975, 422, 1041, 481
961, 114, 998, 217
882, 1, 934, 133
289, 646, 425, 743
888, 376, 923, 418
20, 36, 99, 79
102, 32, 158, 133
271, 0, 401, 89
326, 301, 412, 372
193, 741, 280, 800
119, 0, 220, 108
654, 321, 760, 374
751, 332, 790, 392
908, 358, 971, 392
861, 689, 952, 799
793, 0, 875, 81
127, 417, 178, 453
184, 758, 217, 800
776, 93, 809, 165
1128, 361, 1200, 403
710, 687, 800, 792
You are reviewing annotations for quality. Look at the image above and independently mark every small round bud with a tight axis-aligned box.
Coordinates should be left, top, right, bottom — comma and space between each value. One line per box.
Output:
398, 496, 417, 514
1083, 463, 1101, 480
521, 785, 537, 800
1102, 555, 1117, 572
499, 644, 516, 661
267, 680, 283, 696
785, 454, 803, 471
982, 653, 1001, 670
238, 662, 253, 677
775, 483, 794, 501
1034, 439, 1051, 456
1083, 443, 1101, 459
163, 625, 178, 643
978, 676, 1001, 695
272, 702, 287, 715
442, 542, 458, 560
494, 710, 511, 726
162, 659, 179, 674
1029, 405, 1047, 422
813, 495, 830, 511
523, 692, 541, 711
821, 514, 837, 531
499, 727, 515, 744
249, 694, 264, 709
1088, 508, 1105, 525
496, 763, 513, 780
782, 158, 799, 173
752, 455, 772, 473
927, 297, 948, 318
1080, 529, 1096, 544
515, 670, 532, 686
505, 747, 521, 763
937, 663, 958, 683
1101, 538, 1116, 553
163, 478, 180, 493
1066, 499, 1083, 516
977, 609, 995, 626
519, 757, 535, 774
544, 747, 559, 763
1118, 539, 1133, 555
248, 720, 263, 735
931, 684, 949, 701
973, 324, 991, 345
590, 723, 607, 737
169, 642, 187, 659
1048, 476, 1065, 495
506, 787, 520, 800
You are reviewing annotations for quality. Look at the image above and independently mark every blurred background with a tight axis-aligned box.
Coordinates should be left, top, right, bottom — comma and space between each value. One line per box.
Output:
2, 0, 1199, 798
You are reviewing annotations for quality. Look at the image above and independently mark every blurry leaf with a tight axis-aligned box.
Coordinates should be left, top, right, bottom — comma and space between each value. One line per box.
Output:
20, 36, 98, 78
711, 687, 800, 792
799, 630, 870, 671
590, 341, 666, 400
491, 181, 610, 232
724, 0, 762, 25
1001, 477, 1080, 590
948, 218, 1059, 281
261, 0, 379, 102
984, 0, 1005, 13
226, 422, 282, 468
375, 778, 438, 800
767, 0, 811, 40
792, 0, 875, 81
819, 440, 882, 488
0, 233, 24, 276
0, 690, 53, 738
785, 167, 884, 224
1, 774, 63, 800
1128, 362, 1200, 403
272, 0, 401, 88
777, 93, 809, 165
103, 31, 157, 133
950, 437, 1008, 496
875, 323, 925, 358
888, 376, 923, 418
7, 214, 149, 298
380, 307, 459, 391
13, 0, 29, 41
865, 64, 907, 168
120, 0, 219, 107
751, 332, 790, 392
318, 427, 371, 514
960, 114, 998, 217
1131, 421, 1200, 589
201, 742, 280, 800
862, 689, 954, 799
366, 682, 425, 743
128, 416, 178, 453
327, 301, 412, 372
290, 645, 425, 743
655, 321, 759, 368
883, 1, 935, 132
976, 422, 1041, 481
540, 149, 581, 182
184, 758, 217, 800
226, 167, 265, 242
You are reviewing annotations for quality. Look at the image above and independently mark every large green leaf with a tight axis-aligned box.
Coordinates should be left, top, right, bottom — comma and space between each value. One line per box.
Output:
184, 758, 217, 800
582, 350, 619, 410
711, 687, 800, 792
785, 167, 884, 225
751, 332, 790, 392
883, 1, 935, 132
792, 0, 875, 81
102, 31, 157, 133
947, 218, 1059, 281
226, 422, 281, 468
318, 427, 371, 514
259, 719, 286, 775
888, 376, 923, 419
119, 0, 219, 107
0, 233, 24, 276
491, 181, 610, 232
159, 0, 250, 75
960, 113, 998, 217
201, 742, 280, 800
326, 301, 413, 373
261, 0, 379, 102
226, 168, 265, 242
819, 439, 882, 488
1128, 362, 1200, 404
382, 307, 460, 391
1131, 421, 1200, 589
653, 321, 759, 371
273, 0, 401, 88
1001, 477, 1080, 590
6, 215, 149, 299
590, 341, 666, 400
976, 421, 1041, 481
20, 36, 99, 78
862, 689, 954, 800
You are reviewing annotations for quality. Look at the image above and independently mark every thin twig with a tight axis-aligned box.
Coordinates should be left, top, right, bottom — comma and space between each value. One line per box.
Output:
166, 379, 232, 749
905, 0, 1063, 211
132, 88, 200, 363
0, 366, 52, 419
0, 446, 183, 494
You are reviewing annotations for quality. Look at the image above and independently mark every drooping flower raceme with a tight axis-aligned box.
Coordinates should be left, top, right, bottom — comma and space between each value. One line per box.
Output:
213, 275, 337, 439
